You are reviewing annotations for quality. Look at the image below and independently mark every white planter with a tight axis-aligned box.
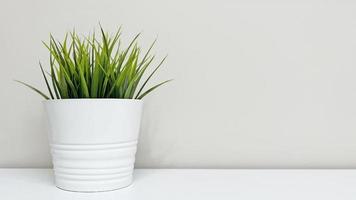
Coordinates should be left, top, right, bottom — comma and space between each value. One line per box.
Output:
43, 99, 143, 192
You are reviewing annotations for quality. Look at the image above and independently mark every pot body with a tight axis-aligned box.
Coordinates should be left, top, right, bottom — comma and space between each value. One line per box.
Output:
44, 99, 143, 192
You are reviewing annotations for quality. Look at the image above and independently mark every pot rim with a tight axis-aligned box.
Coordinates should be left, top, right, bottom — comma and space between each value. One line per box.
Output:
42, 98, 143, 103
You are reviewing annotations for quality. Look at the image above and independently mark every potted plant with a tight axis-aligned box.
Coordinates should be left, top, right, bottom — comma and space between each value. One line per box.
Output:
16, 26, 171, 192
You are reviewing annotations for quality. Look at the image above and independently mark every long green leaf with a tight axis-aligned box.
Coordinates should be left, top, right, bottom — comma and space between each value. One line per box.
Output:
39, 62, 54, 99
137, 79, 172, 99
135, 55, 167, 98
49, 56, 60, 99
15, 80, 50, 100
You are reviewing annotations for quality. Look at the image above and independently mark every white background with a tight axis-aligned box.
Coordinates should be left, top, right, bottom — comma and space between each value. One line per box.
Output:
1, 0, 356, 168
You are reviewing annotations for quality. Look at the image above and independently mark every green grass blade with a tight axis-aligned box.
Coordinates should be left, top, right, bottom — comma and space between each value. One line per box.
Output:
58, 69, 69, 98
39, 62, 54, 99
136, 79, 172, 99
60, 65, 78, 98
135, 55, 167, 98
15, 80, 50, 100
138, 39, 156, 69
49, 55, 60, 99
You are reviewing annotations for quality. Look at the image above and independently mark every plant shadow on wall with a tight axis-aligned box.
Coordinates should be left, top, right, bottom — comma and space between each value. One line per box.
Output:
14, 25, 172, 192
15, 25, 172, 99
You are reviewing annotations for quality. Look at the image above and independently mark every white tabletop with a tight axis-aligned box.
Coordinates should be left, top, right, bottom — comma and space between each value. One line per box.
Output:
1, 169, 356, 199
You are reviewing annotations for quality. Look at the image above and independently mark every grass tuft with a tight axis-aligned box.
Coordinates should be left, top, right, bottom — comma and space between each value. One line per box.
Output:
17, 25, 171, 100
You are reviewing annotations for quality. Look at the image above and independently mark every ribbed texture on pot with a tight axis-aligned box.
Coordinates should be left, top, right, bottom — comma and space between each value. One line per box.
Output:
44, 99, 143, 192
50, 140, 138, 192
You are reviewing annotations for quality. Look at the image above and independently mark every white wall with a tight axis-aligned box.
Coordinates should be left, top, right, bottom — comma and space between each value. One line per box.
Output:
1, 0, 356, 168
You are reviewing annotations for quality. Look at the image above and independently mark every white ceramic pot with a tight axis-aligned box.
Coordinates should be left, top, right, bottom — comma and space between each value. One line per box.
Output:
44, 99, 143, 192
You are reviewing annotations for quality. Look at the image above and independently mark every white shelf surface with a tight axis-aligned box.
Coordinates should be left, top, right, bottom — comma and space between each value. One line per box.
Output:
1, 169, 356, 199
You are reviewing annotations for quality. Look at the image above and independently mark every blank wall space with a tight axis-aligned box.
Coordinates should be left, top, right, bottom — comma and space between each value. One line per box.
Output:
1, 0, 356, 168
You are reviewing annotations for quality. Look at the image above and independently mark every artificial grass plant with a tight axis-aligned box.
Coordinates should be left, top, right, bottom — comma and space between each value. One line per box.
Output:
16, 26, 171, 100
